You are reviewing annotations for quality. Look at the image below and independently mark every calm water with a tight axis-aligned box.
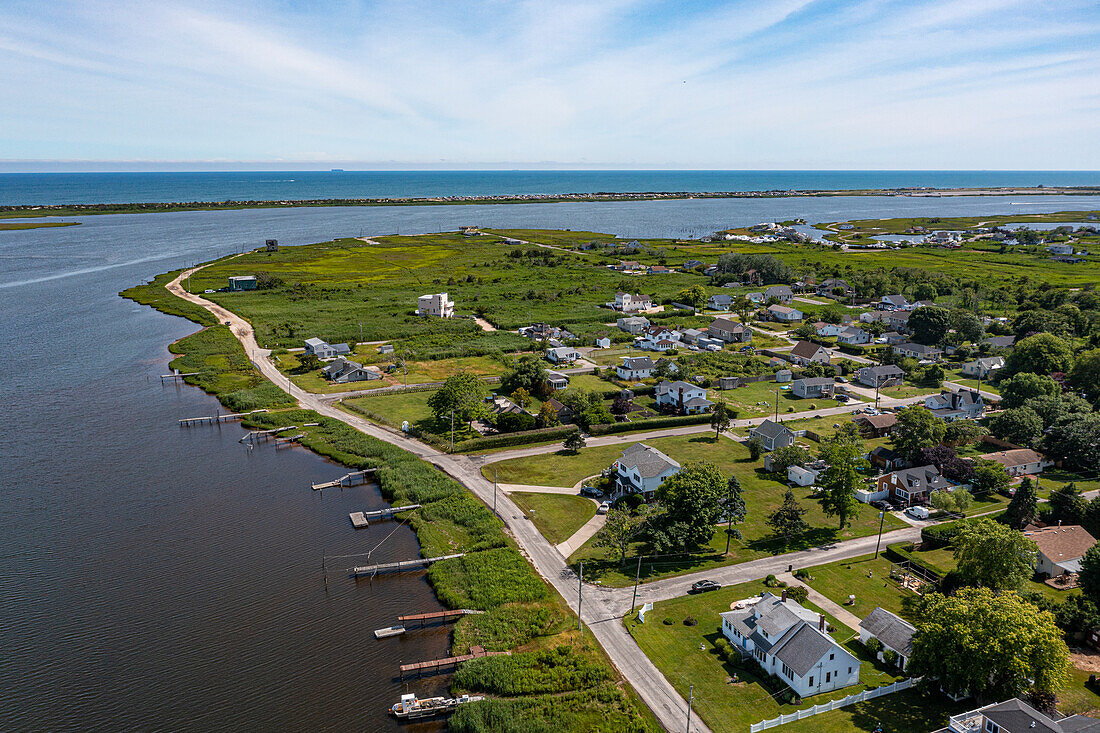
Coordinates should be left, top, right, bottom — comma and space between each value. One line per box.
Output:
2, 170, 1100, 205
4, 192, 1100, 731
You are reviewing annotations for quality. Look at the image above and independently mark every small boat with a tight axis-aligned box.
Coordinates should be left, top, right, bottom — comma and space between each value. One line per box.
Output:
374, 625, 406, 639
390, 693, 483, 719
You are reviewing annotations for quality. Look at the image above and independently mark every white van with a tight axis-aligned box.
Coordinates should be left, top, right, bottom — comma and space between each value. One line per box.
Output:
905, 506, 930, 520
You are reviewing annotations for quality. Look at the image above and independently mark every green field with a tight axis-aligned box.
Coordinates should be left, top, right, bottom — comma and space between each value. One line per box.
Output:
625, 579, 960, 733
511, 492, 597, 545
484, 433, 906, 585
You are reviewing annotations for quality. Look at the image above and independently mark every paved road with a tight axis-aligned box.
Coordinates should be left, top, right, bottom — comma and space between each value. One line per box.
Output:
164, 265, 924, 732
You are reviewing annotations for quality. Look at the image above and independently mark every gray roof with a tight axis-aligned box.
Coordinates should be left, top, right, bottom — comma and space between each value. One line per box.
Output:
617, 443, 680, 479
888, 465, 951, 493
859, 607, 915, 657
882, 294, 908, 306
896, 342, 942, 354
621, 356, 654, 369
796, 377, 834, 387
979, 697, 1100, 733
331, 343, 351, 355
862, 364, 905, 376
751, 419, 793, 441
304, 337, 328, 349
656, 380, 701, 395
982, 335, 1016, 348
765, 285, 793, 298
771, 624, 838, 677
708, 294, 734, 305
684, 397, 714, 408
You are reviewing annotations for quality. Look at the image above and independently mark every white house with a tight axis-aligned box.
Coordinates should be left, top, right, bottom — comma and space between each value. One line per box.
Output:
814, 322, 844, 338
546, 346, 580, 365
979, 448, 1054, 477
893, 342, 943, 362
946, 698, 1100, 733
595, 337, 612, 349
748, 420, 796, 452
1027, 525, 1097, 577
614, 292, 653, 313
924, 388, 984, 421
304, 337, 351, 360
720, 592, 860, 698
655, 380, 713, 415
787, 341, 831, 366
836, 326, 871, 345
768, 304, 803, 323
877, 294, 910, 310
961, 356, 1004, 378
616, 356, 654, 380
611, 443, 681, 500
1047, 243, 1075, 255
707, 293, 735, 311
417, 292, 454, 318
546, 371, 570, 390
789, 460, 827, 487
859, 607, 915, 671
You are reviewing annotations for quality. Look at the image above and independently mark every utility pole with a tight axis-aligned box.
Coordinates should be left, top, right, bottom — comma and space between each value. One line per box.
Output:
873, 510, 886, 559
686, 684, 694, 733
631, 556, 642, 612
577, 562, 584, 639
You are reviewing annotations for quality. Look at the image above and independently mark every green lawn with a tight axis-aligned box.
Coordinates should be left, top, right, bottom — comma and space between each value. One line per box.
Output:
625, 579, 956, 733
587, 348, 653, 366
510, 492, 597, 545
483, 433, 906, 586
341, 389, 479, 442
945, 368, 1001, 395
717, 379, 822, 419
564, 372, 621, 393
880, 384, 943, 399
801, 554, 919, 619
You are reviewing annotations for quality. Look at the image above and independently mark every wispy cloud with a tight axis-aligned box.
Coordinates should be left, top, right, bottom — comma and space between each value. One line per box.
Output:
0, 0, 1098, 168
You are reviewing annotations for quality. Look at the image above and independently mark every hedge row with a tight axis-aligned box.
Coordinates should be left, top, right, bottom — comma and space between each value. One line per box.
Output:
454, 425, 579, 453
920, 516, 986, 549
588, 413, 712, 436
885, 542, 949, 578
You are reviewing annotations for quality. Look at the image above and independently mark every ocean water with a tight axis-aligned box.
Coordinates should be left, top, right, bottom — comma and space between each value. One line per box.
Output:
2, 170, 1100, 205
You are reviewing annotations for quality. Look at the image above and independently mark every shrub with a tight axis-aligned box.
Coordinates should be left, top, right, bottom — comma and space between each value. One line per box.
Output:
684, 616, 697, 626
764, 574, 787, 588
663, 618, 673, 625
453, 644, 612, 695
587, 413, 711, 436
452, 425, 578, 452
786, 586, 809, 604
864, 637, 884, 655
428, 548, 548, 610
882, 648, 899, 668
793, 568, 813, 580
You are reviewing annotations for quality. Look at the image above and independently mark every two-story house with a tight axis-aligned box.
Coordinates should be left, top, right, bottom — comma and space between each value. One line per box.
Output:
614, 292, 653, 312
720, 591, 860, 698
655, 380, 713, 415
546, 346, 580, 365
417, 292, 455, 318
961, 356, 1004, 379
787, 341, 831, 366
836, 326, 871, 345
924, 388, 984, 421
707, 293, 735, 311
611, 443, 681, 500
616, 356, 655, 381
876, 465, 952, 506
708, 318, 753, 343
617, 316, 651, 334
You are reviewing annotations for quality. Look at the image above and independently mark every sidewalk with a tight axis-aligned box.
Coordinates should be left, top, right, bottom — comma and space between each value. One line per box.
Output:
557, 511, 607, 557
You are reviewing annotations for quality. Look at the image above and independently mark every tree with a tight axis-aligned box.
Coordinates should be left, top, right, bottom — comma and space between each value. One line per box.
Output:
950, 308, 985, 343
427, 371, 489, 423
908, 306, 952, 345
710, 401, 731, 440
931, 489, 973, 514
817, 432, 867, 530
1068, 349, 1100, 404
1042, 413, 1100, 474
907, 587, 1070, 701
649, 462, 726, 552
999, 372, 1060, 409
610, 395, 632, 415
767, 445, 812, 476
721, 475, 747, 554
537, 401, 560, 428
943, 420, 983, 447
1004, 477, 1039, 529
500, 355, 550, 399
970, 458, 1010, 496
1007, 332, 1074, 376
919, 445, 973, 483
1048, 483, 1087, 526
292, 353, 322, 373
1013, 309, 1070, 340
562, 430, 585, 453
746, 436, 765, 461
988, 407, 1044, 447
510, 387, 532, 409
1079, 544, 1100, 606
766, 489, 808, 547
1084, 497, 1100, 540
675, 285, 706, 308
595, 507, 642, 565
891, 405, 946, 463
953, 517, 1038, 591
1023, 394, 1091, 430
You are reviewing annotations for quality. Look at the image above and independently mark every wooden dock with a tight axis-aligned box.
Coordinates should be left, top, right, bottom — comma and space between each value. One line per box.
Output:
311, 468, 376, 491
349, 553, 464, 578
399, 646, 509, 679
275, 433, 305, 448
238, 426, 296, 443
179, 409, 268, 426
348, 504, 421, 528
398, 609, 482, 627
161, 371, 200, 383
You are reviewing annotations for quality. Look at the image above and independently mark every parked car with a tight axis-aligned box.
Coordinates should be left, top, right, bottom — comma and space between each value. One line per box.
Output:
834, 376, 849, 383
689, 580, 721, 595
834, 393, 849, 402
906, 506, 930, 520
597, 501, 611, 515
870, 499, 889, 511
580, 486, 602, 498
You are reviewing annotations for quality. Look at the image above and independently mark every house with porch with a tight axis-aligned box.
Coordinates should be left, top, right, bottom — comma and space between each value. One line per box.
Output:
304, 337, 351, 360
546, 346, 580, 365
321, 358, 380, 384
978, 448, 1053, 477
546, 371, 570, 391
787, 340, 831, 366
924, 388, 984, 421
707, 293, 735, 311
791, 377, 835, 399
853, 413, 898, 438
720, 591, 860, 698
893, 342, 943, 362
876, 294, 910, 310
610, 443, 681, 500
837, 326, 871, 345
617, 316, 651, 334
767, 304, 803, 323
616, 356, 654, 381
1027, 525, 1097, 578
655, 380, 713, 415
763, 285, 794, 304
875, 465, 952, 506
961, 356, 1004, 378
614, 292, 653, 313
946, 697, 1100, 733
815, 322, 844, 338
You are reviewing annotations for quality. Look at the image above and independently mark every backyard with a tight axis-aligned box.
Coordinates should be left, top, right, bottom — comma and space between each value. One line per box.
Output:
510, 492, 597, 545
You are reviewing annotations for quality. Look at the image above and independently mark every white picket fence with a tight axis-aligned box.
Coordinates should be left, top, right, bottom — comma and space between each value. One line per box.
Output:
749, 677, 918, 732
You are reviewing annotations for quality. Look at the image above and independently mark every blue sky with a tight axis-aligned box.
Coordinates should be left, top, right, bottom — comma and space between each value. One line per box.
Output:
2, 0, 1099, 170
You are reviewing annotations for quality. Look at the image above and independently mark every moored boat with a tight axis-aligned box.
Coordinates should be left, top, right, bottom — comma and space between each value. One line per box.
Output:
390, 693, 483, 719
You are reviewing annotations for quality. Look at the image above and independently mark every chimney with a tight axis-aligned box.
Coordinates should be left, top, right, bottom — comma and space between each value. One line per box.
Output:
781, 589, 788, 602
819, 614, 826, 632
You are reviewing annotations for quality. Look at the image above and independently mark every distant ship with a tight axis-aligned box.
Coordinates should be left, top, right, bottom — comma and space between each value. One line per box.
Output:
390, 693, 483, 719
330, 168, 345, 172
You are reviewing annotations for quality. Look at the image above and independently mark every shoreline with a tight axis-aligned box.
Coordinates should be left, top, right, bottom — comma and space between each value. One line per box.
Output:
6, 184, 1100, 218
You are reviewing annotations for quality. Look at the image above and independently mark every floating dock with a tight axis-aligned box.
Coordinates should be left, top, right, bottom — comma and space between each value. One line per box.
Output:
311, 468, 376, 491
374, 625, 406, 639
373, 609, 482, 639
349, 553, 464, 578
179, 409, 268, 426
399, 646, 509, 679
348, 504, 422, 528
239, 426, 296, 443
